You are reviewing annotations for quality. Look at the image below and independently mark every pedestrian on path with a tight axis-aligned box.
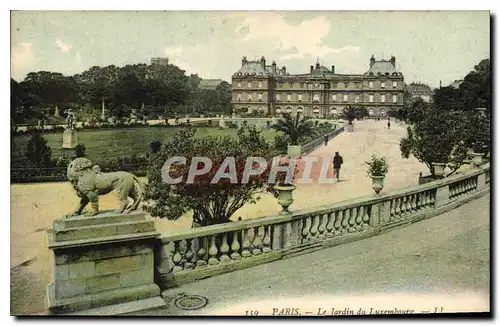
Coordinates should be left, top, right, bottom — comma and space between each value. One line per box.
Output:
333, 152, 343, 182
324, 134, 329, 146
387, 120, 391, 129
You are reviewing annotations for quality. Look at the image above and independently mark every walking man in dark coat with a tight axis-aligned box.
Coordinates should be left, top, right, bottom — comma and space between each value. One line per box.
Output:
333, 152, 343, 182
324, 134, 329, 146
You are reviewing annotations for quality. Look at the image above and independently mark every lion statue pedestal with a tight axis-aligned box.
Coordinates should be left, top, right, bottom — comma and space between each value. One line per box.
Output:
46, 211, 166, 315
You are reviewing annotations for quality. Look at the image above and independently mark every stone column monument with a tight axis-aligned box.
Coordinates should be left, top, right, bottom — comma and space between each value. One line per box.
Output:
62, 109, 78, 158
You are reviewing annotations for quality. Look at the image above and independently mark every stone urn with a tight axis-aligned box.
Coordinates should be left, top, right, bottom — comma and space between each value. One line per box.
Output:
287, 145, 301, 158
274, 184, 296, 212
345, 123, 354, 132
370, 175, 385, 194
432, 163, 446, 177
472, 152, 484, 167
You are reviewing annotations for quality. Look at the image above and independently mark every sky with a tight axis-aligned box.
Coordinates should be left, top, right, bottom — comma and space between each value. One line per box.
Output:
11, 10, 490, 88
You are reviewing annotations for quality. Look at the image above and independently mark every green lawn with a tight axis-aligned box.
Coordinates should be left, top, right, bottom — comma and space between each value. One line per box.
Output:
12, 127, 278, 168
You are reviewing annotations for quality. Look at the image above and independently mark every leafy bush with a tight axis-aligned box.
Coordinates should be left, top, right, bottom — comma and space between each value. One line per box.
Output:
365, 154, 389, 177
75, 143, 86, 158
25, 132, 53, 168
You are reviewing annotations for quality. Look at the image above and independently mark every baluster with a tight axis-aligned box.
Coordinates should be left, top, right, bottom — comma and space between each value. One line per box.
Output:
334, 211, 342, 236
241, 228, 253, 258
341, 210, 349, 234
284, 222, 294, 248
179, 239, 188, 268
362, 205, 370, 229
302, 217, 312, 243
219, 233, 231, 263
252, 226, 263, 255
310, 215, 319, 240
325, 213, 335, 237
190, 238, 199, 266
394, 198, 401, 216
348, 208, 356, 232
449, 185, 455, 198
390, 199, 395, 218
172, 241, 184, 273
230, 231, 241, 260
208, 236, 219, 265
410, 194, 416, 211
318, 214, 327, 239
262, 225, 272, 253
196, 238, 207, 267
429, 191, 435, 206
184, 239, 194, 269
405, 196, 411, 214
355, 206, 363, 231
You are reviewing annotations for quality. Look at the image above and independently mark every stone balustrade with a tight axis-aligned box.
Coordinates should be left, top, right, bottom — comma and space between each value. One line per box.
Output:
300, 127, 344, 155
156, 162, 490, 289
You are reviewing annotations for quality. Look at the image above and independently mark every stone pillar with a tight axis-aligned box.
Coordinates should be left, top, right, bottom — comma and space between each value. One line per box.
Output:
62, 129, 78, 159
46, 212, 167, 315
476, 172, 486, 190
374, 200, 390, 226
435, 185, 450, 208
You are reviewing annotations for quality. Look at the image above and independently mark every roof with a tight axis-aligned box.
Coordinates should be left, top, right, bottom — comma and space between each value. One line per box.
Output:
199, 79, 225, 90
406, 82, 433, 94
234, 60, 289, 77
364, 60, 402, 76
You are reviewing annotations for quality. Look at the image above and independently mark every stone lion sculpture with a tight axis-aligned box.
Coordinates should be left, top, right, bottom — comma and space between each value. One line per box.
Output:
66, 157, 144, 217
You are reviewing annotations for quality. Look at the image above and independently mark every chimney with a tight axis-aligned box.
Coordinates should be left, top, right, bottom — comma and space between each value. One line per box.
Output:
242, 56, 248, 67
282, 66, 286, 74
331, 65, 335, 73
370, 55, 375, 67
272, 60, 277, 74
390, 56, 396, 67
310, 65, 314, 73
260, 56, 266, 69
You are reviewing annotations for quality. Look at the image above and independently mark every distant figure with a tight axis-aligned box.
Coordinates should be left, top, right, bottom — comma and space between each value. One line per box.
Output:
387, 120, 391, 129
333, 152, 344, 182
377, 117, 380, 121
324, 134, 329, 146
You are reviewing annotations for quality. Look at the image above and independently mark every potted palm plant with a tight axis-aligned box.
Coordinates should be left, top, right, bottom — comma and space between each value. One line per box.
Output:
342, 106, 357, 132
365, 154, 389, 194
271, 112, 314, 157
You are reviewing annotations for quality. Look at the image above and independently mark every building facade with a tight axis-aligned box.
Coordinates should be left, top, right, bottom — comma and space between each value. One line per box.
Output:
231, 55, 404, 118
406, 82, 434, 103
150, 57, 169, 66
199, 79, 225, 90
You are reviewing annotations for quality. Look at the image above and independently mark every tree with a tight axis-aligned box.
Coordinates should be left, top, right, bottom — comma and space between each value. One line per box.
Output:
271, 112, 314, 145
149, 140, 162, 154
216, 81, 232, 114
75, 144, 86, 158
145, 125, 275, 227
406, 98, 429, 124
459, 59, 490, 111
400, 106, 468, 176
432, 86, 462, 111
25, 132, 53, 168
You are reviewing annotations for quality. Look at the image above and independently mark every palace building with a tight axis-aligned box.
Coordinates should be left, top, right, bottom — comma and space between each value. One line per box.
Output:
231, 55, 405, 118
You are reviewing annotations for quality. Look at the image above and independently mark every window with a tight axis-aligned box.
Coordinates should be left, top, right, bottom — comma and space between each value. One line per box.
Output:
331, 94, 336, 102
381, 95, 385, 103
331, 82, 337, 88
392, 81, 397, 88
276, 94, 281, 101
237, 82, 241, 88
313, 94, 320, 102
393, 95, 397, 103
381, 82, 386, 89
287, 94, 291, 101
289, 82, 294, 88
338, 82, 344, 89
258, 93, 263, 101
343, 94, 348, 102
298, 94, 303, 101
278, 83, 283, 88
248, 82, 252, 88
258, 81, 263, 88
300, 83, 305, 88
369, 81, 374, 89
369, 95, 374, 103
248, 94, 252, 101
237, 94, 242, 101
355, 82, 361, 89
355, 95, 360, 103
